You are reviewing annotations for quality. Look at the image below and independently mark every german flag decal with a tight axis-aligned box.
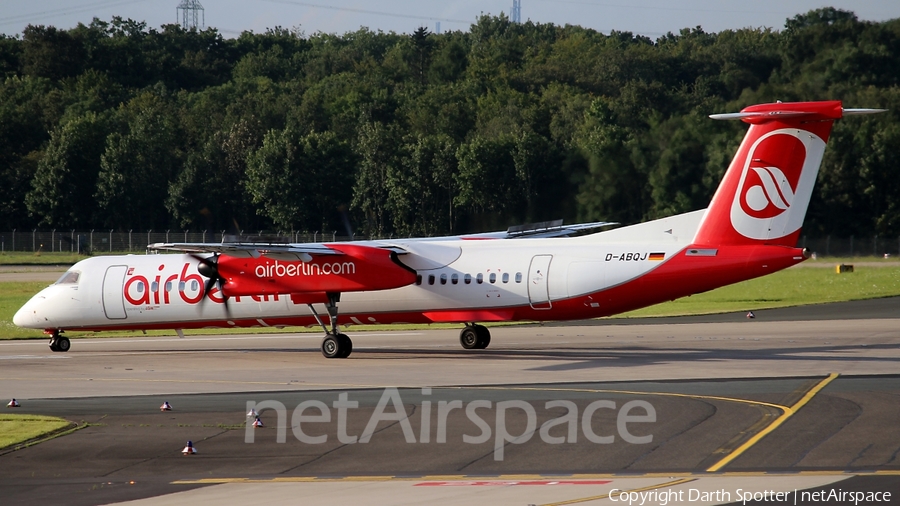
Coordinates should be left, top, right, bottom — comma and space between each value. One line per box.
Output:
648, 252, 665, 261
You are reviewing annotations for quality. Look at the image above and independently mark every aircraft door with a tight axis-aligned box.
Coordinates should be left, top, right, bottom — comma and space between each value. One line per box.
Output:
527, 255, 553, 309
102, 265, 128, 320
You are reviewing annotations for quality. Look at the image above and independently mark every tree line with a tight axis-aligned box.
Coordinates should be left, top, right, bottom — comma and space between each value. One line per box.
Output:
0, 8, 898, 238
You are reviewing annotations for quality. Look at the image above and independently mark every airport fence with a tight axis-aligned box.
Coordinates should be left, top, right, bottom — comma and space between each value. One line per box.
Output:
0, 230, 897, 258
0, 230, 355, 254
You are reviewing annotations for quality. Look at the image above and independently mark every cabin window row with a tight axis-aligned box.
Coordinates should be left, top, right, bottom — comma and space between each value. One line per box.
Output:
415, 272, 523, 286
134, 280, 201, 293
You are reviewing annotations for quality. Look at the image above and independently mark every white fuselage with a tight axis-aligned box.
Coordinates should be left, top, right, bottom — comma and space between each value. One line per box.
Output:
14, 211, 705, 331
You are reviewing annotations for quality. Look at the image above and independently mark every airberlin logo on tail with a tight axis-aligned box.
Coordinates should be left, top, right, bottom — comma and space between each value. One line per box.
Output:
730, 128, 826, 240
742, 166, 794, 218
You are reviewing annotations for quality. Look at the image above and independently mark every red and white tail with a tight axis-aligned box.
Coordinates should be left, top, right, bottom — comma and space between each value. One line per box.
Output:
693, 101, 881, 248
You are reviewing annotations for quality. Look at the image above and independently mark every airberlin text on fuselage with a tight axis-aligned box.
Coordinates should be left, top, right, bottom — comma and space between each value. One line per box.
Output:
123, 260, 358, 306
254, 260, 356, 278
125, 263, 206, 306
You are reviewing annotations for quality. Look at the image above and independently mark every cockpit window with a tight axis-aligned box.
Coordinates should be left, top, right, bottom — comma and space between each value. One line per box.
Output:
55, 270, 80, 285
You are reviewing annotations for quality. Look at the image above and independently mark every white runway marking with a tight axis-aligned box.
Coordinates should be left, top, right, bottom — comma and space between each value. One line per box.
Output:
0, 354, 69, 359
0, 332, 425, 347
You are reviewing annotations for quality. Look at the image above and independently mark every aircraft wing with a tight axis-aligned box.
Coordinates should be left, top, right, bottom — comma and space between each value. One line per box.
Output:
148, 219, 614, 259
460, 220, 617, 240
147, 242, 346, 262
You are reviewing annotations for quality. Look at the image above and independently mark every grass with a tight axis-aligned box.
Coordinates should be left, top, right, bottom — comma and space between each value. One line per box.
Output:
0, 414, 72, 449
0, 257, 897, 339
617, 262, 900, 318
0, 251, 89, 265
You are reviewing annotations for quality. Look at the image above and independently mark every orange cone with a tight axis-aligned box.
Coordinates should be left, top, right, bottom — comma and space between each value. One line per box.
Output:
182, 440, 197, 455
252, 416, 264, 428
7, 398, 20, 408
160, 401, 172, 411
247, 408, 258, 418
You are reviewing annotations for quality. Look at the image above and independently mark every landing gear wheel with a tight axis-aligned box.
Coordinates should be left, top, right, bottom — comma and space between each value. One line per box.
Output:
474, 325, 491, 349
337, 333, 352, 358
460, 326, 479, 350
460, 325, 492, 350
321, 333, 353, 359
55, 336, 71, 352
48, 332, 69, 352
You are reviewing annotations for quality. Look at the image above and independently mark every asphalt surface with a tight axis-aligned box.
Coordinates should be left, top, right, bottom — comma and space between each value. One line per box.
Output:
0, 299, 898, 505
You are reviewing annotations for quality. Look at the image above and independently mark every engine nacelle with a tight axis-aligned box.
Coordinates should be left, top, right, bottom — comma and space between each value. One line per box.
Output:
217, 244, 417, 297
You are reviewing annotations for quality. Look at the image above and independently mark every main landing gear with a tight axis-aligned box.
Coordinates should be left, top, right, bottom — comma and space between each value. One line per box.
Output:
459, 324, 491, 350
309, 293, 352, 359
48, 330, 70, 352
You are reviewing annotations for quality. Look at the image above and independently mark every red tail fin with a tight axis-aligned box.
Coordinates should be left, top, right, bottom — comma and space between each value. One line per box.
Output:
693, 101, 842, 247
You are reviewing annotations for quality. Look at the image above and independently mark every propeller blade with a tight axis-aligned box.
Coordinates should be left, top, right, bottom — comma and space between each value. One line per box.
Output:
189, 253, 230, 317
221, 288, 231, 319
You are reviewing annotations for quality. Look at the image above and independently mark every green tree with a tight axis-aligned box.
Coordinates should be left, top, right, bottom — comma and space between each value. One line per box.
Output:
386, 134, 458, 236
574, 99, 645, 223
352, 119, 401, 236
95, 93, 181, 229
25, 112, 109, 227
166, 119, 262, 230
21, 25, 84, 80
245, 128, 353, 231
454, 134, 519, 229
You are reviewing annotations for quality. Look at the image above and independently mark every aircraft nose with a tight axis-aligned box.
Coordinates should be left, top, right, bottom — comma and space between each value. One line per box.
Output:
13, 299, 41, 328
13, 305, 33, 327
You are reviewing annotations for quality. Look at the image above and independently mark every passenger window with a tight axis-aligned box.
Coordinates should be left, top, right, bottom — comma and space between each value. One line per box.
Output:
428, 275, 435, 285
137, 282, 145, 293
165, 281, 172, 292
179, 281, 186, 291
489, 273, 497, 284
191, 280, 198, 291
502, 273, 509, 283
451, 273, 459, 285
440, 273, 447, 285
515, 272, 522, 283
55, 270, 81, 285
464, 274, 472, 284
416, 274, 422, 286
476, 273, 483, 284
151, 281, 159, 292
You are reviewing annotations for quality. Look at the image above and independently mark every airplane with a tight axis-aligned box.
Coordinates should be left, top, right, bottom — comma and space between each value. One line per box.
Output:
13, 100, 885, 358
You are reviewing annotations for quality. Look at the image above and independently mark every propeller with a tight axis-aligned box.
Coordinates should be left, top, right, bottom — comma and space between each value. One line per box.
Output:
190, 253, 231, 317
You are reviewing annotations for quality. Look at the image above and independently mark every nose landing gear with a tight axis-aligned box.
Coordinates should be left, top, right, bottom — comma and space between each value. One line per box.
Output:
48, 331, 70, 352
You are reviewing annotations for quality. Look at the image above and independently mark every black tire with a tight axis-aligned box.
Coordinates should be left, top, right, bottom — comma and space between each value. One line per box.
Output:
55, 336, 71, 352
337, 333, 353, 358
321, 335, 341, 359
48, 337, 60, 352
459, 326, 479, 350
474, 325, 491, 349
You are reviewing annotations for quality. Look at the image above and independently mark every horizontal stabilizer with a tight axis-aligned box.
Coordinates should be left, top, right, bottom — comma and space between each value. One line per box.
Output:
710, 102, 886, 124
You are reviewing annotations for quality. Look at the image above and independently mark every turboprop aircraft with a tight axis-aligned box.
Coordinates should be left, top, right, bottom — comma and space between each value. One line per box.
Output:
13, 101, 884, 358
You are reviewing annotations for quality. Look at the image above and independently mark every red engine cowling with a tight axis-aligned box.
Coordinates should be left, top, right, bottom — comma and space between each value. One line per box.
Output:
217, 244, 417, 297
